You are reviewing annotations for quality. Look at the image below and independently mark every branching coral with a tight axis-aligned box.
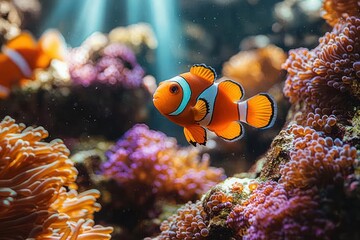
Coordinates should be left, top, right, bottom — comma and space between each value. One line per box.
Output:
0, 116, 112, 239
101, 124, 225, 204
322, 0, 360, 26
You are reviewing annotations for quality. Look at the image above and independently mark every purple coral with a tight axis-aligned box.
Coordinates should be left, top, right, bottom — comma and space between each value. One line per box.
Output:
101, 124, 225, 202
68, 43, 145, 88
227, 182, 336, 240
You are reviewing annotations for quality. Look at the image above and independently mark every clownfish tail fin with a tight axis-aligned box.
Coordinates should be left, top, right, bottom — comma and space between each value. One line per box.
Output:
238, 93, 277, 129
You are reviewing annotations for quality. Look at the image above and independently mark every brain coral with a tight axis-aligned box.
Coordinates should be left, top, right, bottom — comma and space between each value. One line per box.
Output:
0, 116, 112, 239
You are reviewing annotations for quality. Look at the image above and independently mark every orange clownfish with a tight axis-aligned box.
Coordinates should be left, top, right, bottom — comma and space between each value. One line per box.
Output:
153, 64, 277, 146
0, 29, 66, 98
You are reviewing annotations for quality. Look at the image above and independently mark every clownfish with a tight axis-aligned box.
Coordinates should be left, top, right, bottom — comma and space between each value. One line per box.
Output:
153, 64, 277, 146
0, 29, 66, 98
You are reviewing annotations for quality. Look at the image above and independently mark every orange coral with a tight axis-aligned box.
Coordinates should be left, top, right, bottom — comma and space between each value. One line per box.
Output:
222, 45, 286, 96
0, 116, 112, 239
280, 125, 356, 190
322, 0, 360, 26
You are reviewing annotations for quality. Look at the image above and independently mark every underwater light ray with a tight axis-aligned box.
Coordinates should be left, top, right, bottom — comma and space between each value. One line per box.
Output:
71, 0, 107, 46
126, 0, 142, 24
149, 0, 182, 81
38, 0, 79, 34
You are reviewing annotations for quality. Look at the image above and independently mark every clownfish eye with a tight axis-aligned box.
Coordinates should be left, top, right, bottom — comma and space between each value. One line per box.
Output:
169, 84, 180, 94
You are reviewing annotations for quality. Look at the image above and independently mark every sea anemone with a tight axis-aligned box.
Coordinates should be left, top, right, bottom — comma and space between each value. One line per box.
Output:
322, 0, 360, 26
0, 116, 112, 239
155, 200, 209, 240
280, 124, 356, 190
227, 182, 335, 240
282, 16, 360, 118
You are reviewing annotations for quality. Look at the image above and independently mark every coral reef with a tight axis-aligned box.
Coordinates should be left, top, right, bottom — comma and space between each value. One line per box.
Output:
71, 124, 225, 239
149, 2, 360, 240
0, 34, 151, 140
283, 16, 360, 113
0, 116, 112, 239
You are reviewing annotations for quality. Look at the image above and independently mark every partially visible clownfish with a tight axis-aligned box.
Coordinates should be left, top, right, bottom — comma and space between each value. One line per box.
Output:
0, 29, 67, 98
153, 64, 277, 146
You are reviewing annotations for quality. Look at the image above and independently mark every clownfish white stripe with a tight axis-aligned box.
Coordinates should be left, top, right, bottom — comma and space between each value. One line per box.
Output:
169, 76, 192, 116
2, 46, 32, 78
238, 101, 248, 123
197, 83, 218, 126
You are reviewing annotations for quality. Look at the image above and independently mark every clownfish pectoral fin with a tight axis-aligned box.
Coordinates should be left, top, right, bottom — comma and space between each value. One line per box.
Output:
193, 98, 209, 122
190, 64, 216, 83
184, 125, 207, 146
218, 80, 244, 101
213, 122, 244, 142
239, 93, 277, 129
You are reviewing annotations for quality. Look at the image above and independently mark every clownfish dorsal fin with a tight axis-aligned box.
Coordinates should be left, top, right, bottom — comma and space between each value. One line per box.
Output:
190, 64, 216, 84
6, 32, 37, 50
183, 125, 207, 146
38, 29, 66, 60
193, 98, 209, 122
36, 29, 67, 68
218, 80, 244, 102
